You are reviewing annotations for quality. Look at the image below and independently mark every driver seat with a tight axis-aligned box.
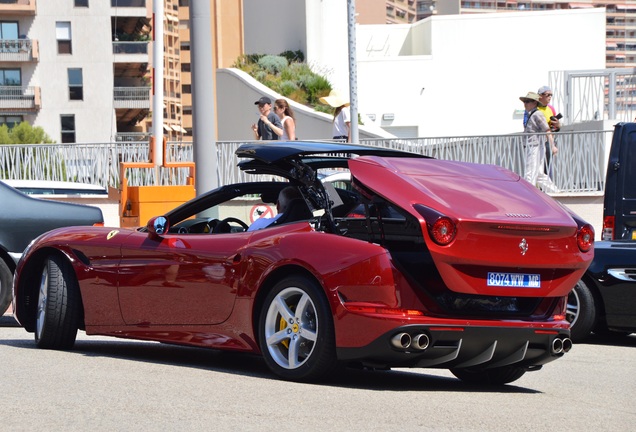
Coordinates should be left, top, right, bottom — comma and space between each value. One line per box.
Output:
269, 198, 313, 227
213, 220, 232, 233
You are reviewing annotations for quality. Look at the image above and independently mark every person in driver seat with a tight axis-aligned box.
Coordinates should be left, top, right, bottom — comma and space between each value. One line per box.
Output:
248, 186, 305, 231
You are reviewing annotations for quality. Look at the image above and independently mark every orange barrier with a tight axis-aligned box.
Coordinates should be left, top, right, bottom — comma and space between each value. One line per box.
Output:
119, 137, 196, 227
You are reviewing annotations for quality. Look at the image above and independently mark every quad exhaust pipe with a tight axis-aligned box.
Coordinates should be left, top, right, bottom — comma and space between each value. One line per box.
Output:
551, 337, 573, 354
391, 332, 430, 351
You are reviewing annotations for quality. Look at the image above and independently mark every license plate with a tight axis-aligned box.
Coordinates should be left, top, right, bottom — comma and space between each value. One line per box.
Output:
487, 272, 541, 288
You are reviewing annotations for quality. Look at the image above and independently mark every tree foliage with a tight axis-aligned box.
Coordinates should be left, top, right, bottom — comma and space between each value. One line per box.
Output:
0, 122, 54, 144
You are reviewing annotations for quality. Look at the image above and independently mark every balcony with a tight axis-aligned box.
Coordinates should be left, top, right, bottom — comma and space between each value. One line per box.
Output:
113, 41, 148, 55
0, 86, 40, 111
110, 0, 145, 6
0, 0, 36, 15
113, 86, 150, 109
0, 39, 38, 62
112, 41, 149, 65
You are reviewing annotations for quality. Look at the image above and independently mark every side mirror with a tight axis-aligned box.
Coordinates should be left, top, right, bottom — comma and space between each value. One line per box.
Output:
147, 216, 169, 236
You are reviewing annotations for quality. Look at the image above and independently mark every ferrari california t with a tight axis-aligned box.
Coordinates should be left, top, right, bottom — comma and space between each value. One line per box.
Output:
13, 142, 594, 385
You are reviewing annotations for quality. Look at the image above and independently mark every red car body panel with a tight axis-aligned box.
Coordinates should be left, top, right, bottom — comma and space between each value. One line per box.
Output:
349, 157, 591, 297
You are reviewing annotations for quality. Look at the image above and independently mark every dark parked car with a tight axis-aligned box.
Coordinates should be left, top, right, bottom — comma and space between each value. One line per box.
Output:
567, 241, 636, 341
0, 181, 104, 315
13, 142, 594, 385
568, 122, 636, 341
601, 122, 636, 241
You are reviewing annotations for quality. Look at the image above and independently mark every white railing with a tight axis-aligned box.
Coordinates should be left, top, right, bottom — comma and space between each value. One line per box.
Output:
550, 68, 636, 124
0, 130, 612, 194
113, 87, 151, 109
0, 86, 37, 109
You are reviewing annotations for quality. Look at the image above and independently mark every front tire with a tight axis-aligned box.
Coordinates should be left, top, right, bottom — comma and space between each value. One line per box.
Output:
258, 275, 337, 382
450, 366, 526, 385
35, 255, 81, 350
566, 280, 597, 342
0, 259, 13, 316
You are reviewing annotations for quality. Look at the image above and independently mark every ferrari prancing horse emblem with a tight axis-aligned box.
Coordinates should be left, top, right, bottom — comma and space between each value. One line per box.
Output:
107, 230, 119, 240
519, 238, 528, 255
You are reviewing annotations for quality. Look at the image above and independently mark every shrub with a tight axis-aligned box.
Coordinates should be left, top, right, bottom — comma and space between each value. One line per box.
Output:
280, 50, 305, 63
232, 50, 333, 111
257, 55, 288, 75
279, 80, 300, 97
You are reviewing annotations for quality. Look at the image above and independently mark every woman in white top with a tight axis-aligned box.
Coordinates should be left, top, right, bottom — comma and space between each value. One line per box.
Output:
273, 98, 296, 141
319, 89, 351, 142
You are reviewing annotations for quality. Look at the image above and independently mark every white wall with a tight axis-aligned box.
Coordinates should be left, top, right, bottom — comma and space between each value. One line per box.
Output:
216, 68, 393, 141
354, 9, 607, 137
243, 0, 307, 56
29, 1, 115, 143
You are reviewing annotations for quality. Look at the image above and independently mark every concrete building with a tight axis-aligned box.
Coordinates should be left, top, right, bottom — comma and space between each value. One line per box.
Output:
424, 1, 636, 69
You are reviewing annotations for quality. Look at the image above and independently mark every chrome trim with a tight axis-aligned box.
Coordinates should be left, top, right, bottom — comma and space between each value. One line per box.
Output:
608, 268, 636, 282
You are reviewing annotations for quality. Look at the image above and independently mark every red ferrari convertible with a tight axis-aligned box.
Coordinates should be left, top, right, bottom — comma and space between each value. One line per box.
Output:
13, 142, 594, 385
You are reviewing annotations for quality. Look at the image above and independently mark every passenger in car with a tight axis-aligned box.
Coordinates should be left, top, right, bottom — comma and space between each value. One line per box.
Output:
248, 186, 303, 231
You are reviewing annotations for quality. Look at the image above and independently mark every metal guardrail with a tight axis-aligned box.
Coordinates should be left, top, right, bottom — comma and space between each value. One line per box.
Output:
0, 130, 612, 194
550, 69, 636, 124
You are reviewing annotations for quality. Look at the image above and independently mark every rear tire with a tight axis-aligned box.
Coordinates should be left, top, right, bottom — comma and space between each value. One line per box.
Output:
450, 366, 526, 385
566, 280, 597, 342
0, 259, 13, 316
35, 255, 80, 350
258, 275, 337, 382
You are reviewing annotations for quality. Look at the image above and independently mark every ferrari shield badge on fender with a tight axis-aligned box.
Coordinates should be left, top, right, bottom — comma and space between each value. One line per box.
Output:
519, 238, 528, 255
107, 230, 119, 240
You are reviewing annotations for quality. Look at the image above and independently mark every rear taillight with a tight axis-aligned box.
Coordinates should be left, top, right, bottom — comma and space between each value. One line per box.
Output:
430, 217, 456, 245
413, 204, 457, 246
577, 224, 594, 252
602, 216, 615, 241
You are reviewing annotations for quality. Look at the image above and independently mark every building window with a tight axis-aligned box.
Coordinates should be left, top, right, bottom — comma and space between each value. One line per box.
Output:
182, 84, 191, 94
183, 105, 192, 115
0, 21, 19, 39
180, 41, 190, 51
179, 0, 190, 6
0, 68, 21, 86
61, 115, 76, 143
181, 63, 190, 72
56, 22, 72, 55
74, 0, 89, 6
68, 68, 83, 100
0, 115, 22, 128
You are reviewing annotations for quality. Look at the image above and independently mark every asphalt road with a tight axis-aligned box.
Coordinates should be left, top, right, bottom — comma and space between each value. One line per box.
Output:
1, 315, 634, 432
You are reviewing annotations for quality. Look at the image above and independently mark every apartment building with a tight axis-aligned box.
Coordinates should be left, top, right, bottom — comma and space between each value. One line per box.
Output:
0, 0, 153, 142
0, 0, 242, 144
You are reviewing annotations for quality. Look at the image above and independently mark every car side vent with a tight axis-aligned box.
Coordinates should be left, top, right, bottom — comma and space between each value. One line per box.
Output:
608, 268, 636, 282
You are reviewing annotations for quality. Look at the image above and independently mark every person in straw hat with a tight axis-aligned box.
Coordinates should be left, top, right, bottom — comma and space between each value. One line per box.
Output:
319, 89, 351, 142
520, 91, 558, 193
